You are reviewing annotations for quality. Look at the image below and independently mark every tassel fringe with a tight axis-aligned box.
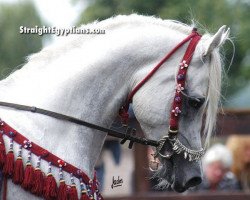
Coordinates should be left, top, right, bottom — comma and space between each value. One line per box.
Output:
31, 168, 44, 196
0, 133, 6, 170
22, 163, 34, 190
3, 151, 14, 177
68, 184, 78, 200
0, 127, 101, 200
57, 180, 68, 200
44, 173, 58, 199
12, 156, 24, 184
81, 190, 91, 200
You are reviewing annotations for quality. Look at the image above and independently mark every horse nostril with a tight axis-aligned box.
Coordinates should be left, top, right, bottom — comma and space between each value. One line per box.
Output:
185, 177, 202, 188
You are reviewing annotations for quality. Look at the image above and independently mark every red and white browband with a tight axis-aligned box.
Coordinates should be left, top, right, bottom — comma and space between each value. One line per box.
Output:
0, 120, 103, 200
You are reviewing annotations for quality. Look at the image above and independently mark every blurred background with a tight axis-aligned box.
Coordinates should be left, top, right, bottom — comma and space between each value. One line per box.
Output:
0, 0, 249, 199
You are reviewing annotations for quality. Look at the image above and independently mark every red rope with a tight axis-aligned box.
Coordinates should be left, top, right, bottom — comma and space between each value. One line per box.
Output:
169, 33, 201, 130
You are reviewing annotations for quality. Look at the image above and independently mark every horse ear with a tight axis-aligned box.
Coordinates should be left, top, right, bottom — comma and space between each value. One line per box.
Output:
204, 25, 230, 56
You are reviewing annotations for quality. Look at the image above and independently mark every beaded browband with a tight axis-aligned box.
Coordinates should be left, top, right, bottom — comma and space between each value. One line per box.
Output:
0, 119, 103, 200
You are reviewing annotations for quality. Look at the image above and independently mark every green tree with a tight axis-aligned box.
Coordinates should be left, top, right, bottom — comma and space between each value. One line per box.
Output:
0, 1, 43, 79
77, 0, 250, 99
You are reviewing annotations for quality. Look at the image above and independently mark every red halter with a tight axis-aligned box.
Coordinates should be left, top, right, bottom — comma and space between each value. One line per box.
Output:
119, 28, 202, 133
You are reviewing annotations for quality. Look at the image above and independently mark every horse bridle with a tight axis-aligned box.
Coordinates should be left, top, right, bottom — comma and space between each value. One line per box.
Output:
0, 28, 204, 165
119, 28, 205, 162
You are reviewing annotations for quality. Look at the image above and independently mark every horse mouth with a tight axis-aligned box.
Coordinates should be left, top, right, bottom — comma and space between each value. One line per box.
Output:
166, 158, 187, 193
153, 135, 203, 193
156, 153, 202, 193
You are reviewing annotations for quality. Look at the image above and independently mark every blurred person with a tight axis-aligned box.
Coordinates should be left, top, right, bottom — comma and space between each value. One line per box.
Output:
191, 144, 240, 191
227, 135, 250, 192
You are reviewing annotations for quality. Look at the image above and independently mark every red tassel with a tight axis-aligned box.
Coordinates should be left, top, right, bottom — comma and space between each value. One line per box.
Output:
0, 133, 6, 170
21, 163, 34, 190
57, 180, 68, 200
68, 184, 78, 200
22, 151, 34, 190
80, 180, 90, 200
80, 190, 90, 200
12, 156, 24, 184
3, 151, 14, 177
43, 173, 58, 200
31, 168, 44, 196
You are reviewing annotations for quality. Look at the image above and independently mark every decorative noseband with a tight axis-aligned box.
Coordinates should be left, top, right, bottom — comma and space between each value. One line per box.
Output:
120, 28, 205, 162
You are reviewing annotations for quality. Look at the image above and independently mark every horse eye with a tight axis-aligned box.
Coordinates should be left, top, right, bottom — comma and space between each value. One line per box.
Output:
188, 97, 205, 109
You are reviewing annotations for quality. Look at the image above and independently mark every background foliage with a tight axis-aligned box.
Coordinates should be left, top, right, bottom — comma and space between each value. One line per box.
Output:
0, 1, 42, 78
78, 0, 250, 103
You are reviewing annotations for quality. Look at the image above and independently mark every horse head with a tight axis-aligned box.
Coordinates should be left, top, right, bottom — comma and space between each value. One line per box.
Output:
131, 25, 230, 192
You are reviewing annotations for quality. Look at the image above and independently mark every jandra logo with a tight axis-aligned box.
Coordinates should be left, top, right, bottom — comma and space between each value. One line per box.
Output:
111, 176, 123, 189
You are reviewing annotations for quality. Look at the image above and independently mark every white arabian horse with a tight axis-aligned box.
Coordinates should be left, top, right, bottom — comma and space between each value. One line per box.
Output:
0, 14, 229, 199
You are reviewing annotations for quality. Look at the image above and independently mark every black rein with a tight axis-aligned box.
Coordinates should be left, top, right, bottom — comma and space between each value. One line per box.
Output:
0, 101, 159, 149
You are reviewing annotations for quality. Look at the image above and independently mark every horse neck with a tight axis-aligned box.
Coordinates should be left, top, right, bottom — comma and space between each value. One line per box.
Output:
0, 25, 187, 178
0, 58, 131, 178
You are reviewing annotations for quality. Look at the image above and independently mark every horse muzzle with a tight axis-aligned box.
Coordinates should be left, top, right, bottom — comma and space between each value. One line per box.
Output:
172, 154, 203, 192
